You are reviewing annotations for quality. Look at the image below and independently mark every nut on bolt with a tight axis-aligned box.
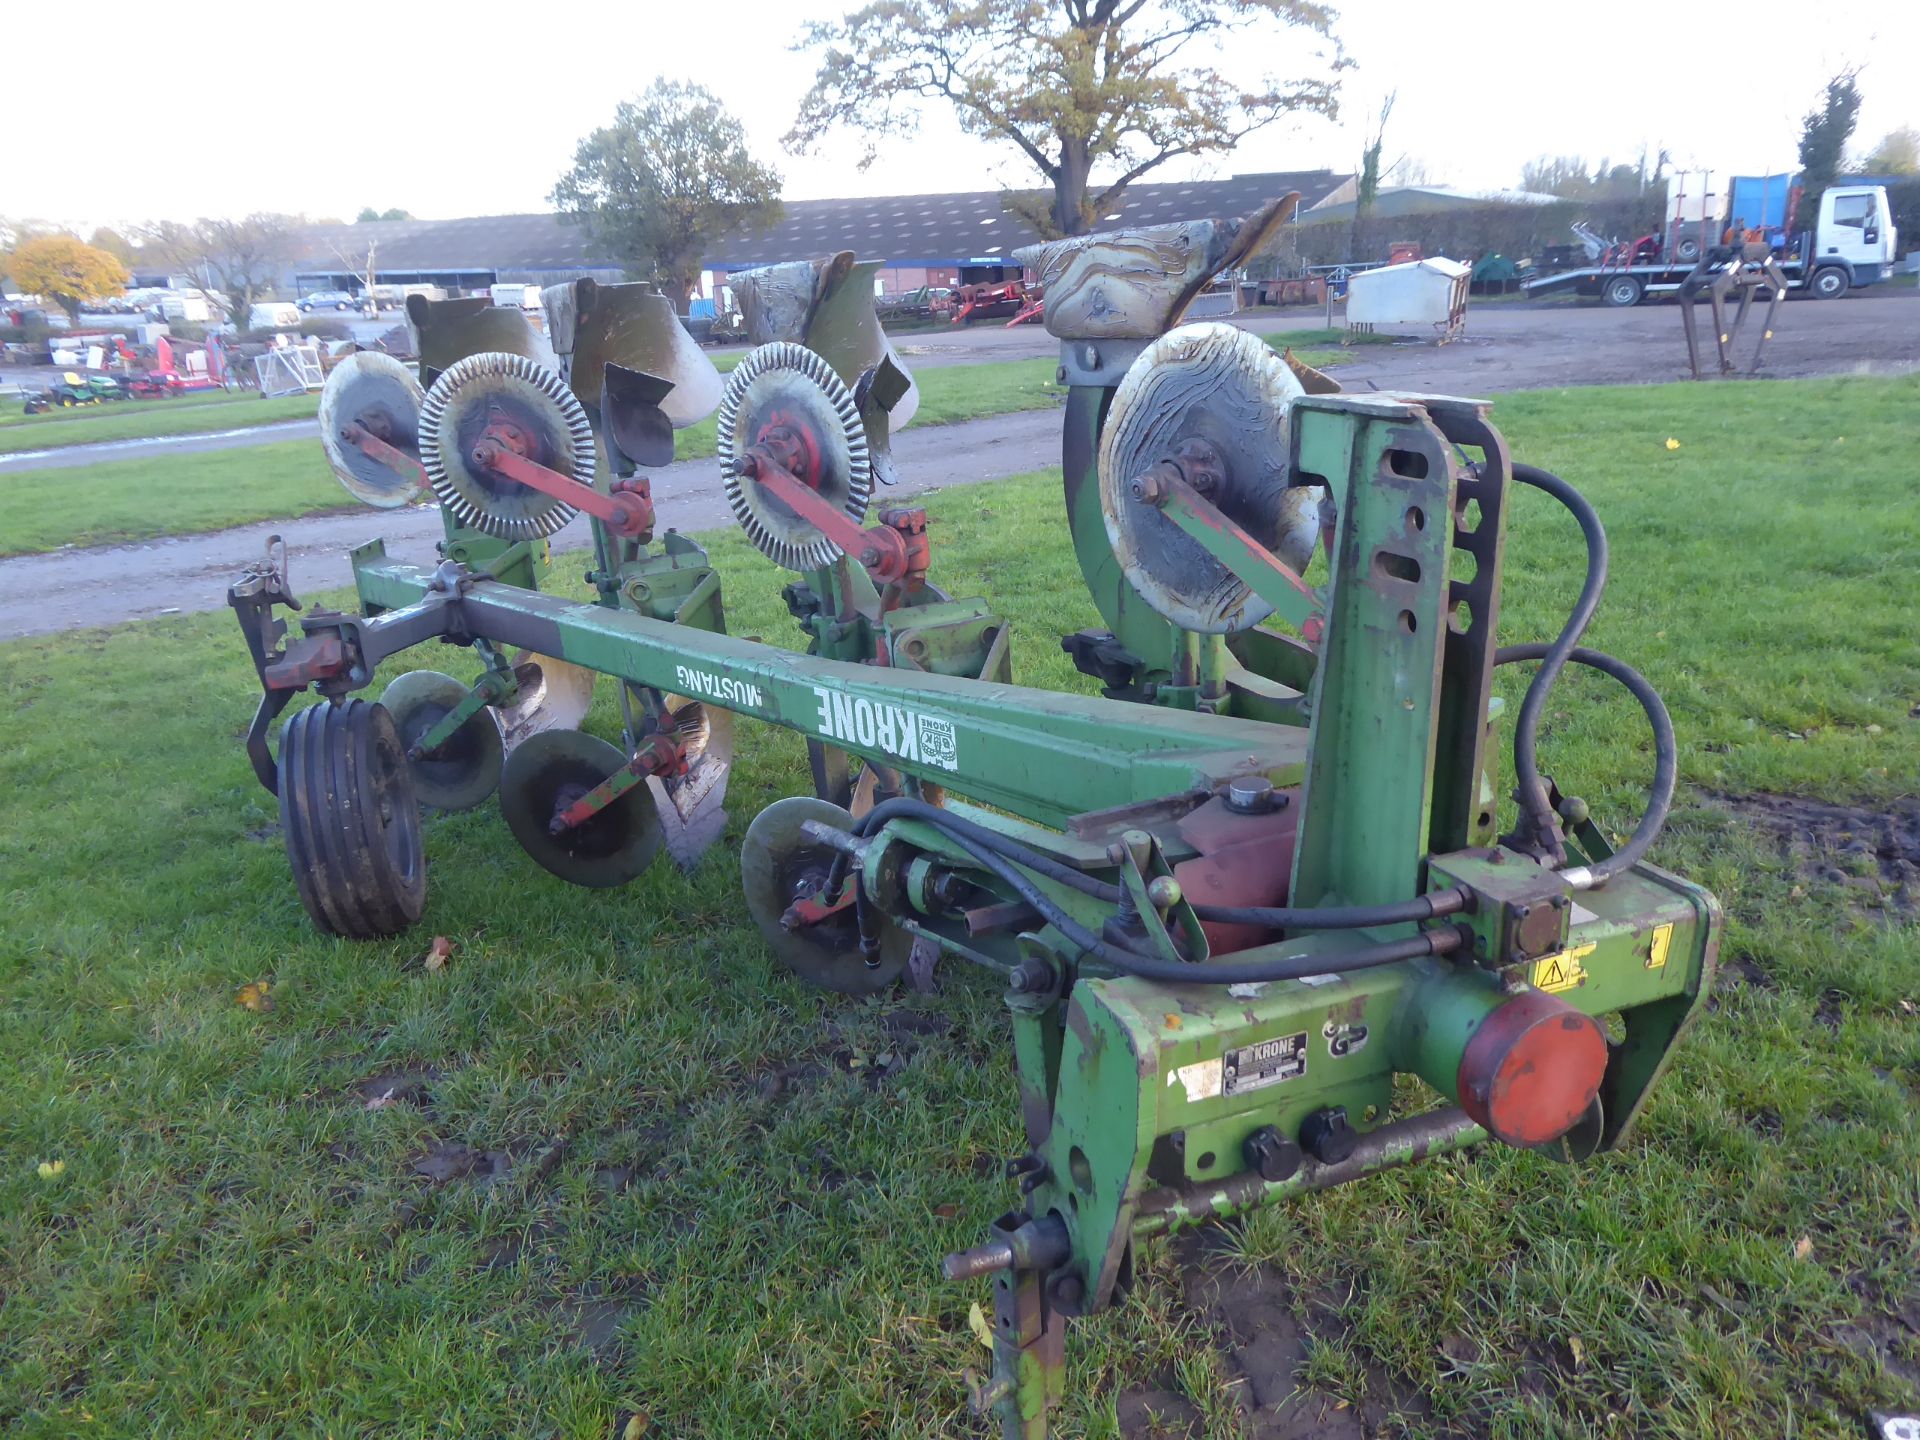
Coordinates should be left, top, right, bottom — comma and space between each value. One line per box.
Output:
1009, 956, 1056, 995
1129, 469, 1171, 506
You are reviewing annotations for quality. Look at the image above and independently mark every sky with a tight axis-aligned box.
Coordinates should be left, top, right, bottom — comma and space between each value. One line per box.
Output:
8, 0, 1915, 232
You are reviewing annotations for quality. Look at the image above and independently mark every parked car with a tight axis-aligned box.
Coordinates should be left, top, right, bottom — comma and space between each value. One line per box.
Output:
299, 290, 358, 312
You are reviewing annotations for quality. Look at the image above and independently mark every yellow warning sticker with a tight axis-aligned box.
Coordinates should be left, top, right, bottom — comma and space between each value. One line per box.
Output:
1647, 922, 1674, 970
1531, 941, 1597, 994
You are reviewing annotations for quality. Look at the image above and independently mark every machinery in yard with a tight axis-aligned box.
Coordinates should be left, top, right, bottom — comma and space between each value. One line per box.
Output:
231, 194, 1721, 1437
24, 370, 125, 410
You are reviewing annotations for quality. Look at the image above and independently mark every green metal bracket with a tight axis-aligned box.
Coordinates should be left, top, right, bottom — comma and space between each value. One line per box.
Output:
1288, 396, 1459, 909
1061, 386, 1185, 691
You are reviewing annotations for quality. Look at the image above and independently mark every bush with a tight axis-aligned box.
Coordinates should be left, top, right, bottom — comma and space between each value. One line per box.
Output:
298, 318, 353, 341
0, 319, 54, 346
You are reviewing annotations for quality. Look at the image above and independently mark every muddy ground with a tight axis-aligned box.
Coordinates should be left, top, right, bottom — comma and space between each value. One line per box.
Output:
0, 289, 1912, 640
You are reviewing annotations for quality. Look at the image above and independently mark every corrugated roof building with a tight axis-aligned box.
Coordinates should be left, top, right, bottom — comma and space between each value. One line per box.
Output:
290, 170, 1354, 296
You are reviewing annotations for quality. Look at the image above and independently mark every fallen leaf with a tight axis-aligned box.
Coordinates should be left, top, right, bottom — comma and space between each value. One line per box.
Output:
1866, 724, 1884, 736
423, 936, 455, 973
1899, 1000, 1917, 1016
933, 1203, 960, 1220
619, 1414, 648, 1440
1664, 437, 1681, 451
1568, 1335, 1586, 1368
36, 1159, 65, 1180
365, 1089, 398, 1111
1794, 1235, 1813, 1261
235, 981, 273, 1013
968, 1301, 994, 1350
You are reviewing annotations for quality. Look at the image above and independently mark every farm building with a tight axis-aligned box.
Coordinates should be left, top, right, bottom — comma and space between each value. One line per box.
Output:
285, 170, 1355, 300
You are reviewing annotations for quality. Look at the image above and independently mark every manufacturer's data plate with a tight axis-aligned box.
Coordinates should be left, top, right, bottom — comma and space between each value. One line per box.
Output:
1223, 1032, 1308, 1096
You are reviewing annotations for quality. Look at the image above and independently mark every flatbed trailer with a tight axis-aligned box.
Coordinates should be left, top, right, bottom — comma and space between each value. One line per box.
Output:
1527, 232, 1854, 306
1526, 182, 1896, 307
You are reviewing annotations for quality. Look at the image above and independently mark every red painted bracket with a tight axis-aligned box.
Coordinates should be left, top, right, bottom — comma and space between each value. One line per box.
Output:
472, 425, 653, 539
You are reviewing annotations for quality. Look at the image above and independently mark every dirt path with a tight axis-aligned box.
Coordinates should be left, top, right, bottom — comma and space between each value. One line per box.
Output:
0, 408, 1058, 640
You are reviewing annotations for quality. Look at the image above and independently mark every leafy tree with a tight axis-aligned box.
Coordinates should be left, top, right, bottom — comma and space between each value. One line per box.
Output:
357, 207, 414, 222
552, 80, 782, 313
1862, 126, 1919, 176
1798, 67, 1863, 214
789, 0, 1347, 240
140, 213, 305, 322
8, 235, 130, 321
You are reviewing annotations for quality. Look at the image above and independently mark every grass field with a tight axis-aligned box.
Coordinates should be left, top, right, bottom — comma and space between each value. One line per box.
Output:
0, 391, 318, 452
1, 376, 1916, 1438
0, 384, 269, 428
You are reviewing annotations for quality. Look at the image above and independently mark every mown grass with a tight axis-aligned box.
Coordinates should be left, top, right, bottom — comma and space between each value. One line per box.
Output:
0, 391, 317, 452
0, 441, 347, 555
0, 383, 272, 428
1, 376, 1917, 1438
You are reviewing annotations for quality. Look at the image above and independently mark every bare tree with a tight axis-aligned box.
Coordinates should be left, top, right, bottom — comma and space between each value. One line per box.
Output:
140, 213, 306, 325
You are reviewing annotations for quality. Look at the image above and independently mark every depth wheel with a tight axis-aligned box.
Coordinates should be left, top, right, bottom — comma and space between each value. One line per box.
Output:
380, 669, 503, 811
278, 699, 426, 939
741, 796, 908, 995
499, 730, 663, 888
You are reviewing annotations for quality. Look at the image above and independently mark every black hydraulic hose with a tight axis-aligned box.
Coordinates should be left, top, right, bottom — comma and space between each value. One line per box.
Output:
1494, 643, 1677, 885
1507, 462, 1610, 857
937, 821, 1464, 984
855, 796, 1470, 929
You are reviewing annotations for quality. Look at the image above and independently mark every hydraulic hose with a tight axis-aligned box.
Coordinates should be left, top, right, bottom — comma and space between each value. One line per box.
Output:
1494, 643, 1677, 886
854, 797, 1470, 929
1506, 462, 1610, 860
933, 819, 1464, 985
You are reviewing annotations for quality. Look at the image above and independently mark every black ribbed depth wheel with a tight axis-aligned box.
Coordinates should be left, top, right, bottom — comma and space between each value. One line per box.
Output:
277, 699, 426, 939
741, 797, 908, 995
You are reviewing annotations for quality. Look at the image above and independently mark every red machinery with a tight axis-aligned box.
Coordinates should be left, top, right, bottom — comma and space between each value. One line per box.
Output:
951, 279, 1034, 325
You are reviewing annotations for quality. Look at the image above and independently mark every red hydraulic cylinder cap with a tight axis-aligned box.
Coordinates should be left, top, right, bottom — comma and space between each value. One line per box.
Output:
1455, 989, 1609, 1148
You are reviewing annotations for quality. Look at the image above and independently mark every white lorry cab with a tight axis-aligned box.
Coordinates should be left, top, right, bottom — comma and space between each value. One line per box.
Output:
1812, 185, 1899, 296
